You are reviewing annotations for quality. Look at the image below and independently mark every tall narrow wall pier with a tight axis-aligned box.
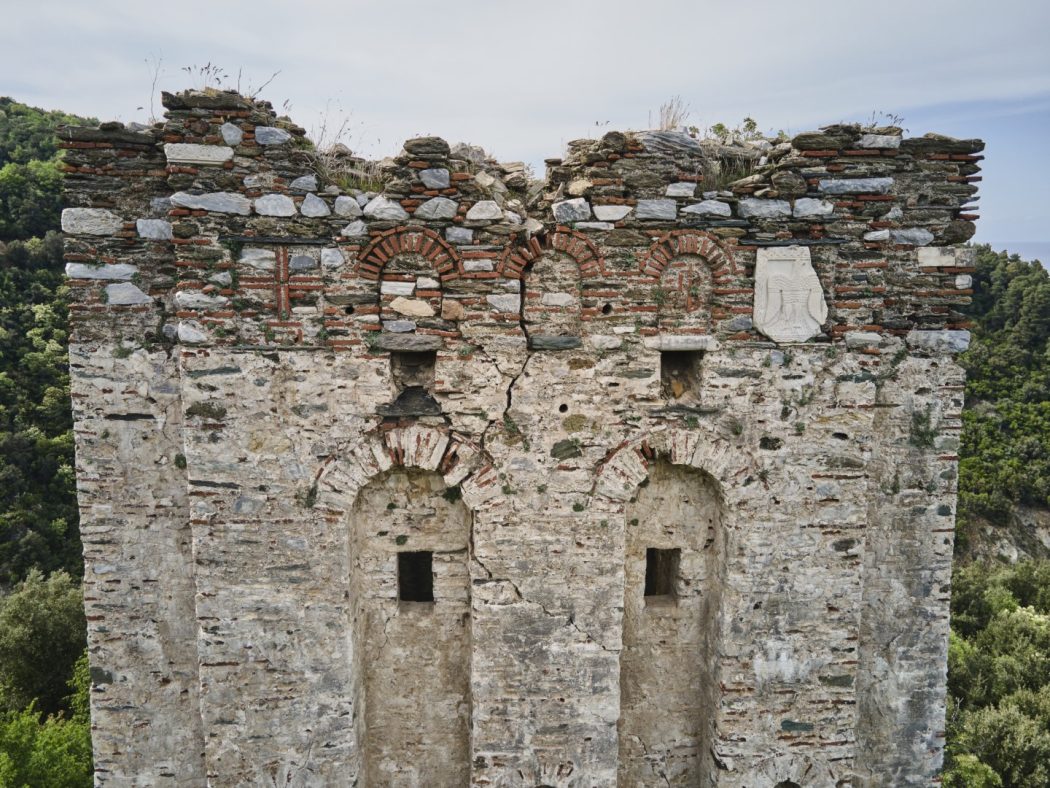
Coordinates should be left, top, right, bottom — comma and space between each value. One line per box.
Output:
61, 89, 981, 787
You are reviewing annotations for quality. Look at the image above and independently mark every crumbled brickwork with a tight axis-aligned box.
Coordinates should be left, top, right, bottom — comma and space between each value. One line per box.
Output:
61, 89, 981, 787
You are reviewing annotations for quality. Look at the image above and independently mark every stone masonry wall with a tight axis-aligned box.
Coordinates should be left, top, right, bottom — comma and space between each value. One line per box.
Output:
60, 89, 982, 787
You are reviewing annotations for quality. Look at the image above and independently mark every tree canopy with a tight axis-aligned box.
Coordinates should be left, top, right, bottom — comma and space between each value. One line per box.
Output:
958, 246, 1050, 526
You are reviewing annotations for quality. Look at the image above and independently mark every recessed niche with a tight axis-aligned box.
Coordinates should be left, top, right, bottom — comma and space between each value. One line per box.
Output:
391, 350, 436, 391
621, 462, 725, 783
398, 550, 434, 603
660, 350, 703, 401
351, 469, 470, 784
380, 350, 442, 417
644, 547, 680, 602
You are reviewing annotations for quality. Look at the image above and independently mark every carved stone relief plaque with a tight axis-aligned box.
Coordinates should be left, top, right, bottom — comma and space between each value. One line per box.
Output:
753, 246, 828, 343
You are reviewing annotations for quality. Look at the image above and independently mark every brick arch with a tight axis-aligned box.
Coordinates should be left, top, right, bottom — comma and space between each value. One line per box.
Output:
497, 229, 605, 279
592, 425, 757, 504
639, 229, 737, 278
314, 424, 498, 513
357, 226, 461, 282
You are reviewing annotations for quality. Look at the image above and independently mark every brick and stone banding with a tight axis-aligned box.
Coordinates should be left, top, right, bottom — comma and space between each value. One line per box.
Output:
60, 89, 982, 787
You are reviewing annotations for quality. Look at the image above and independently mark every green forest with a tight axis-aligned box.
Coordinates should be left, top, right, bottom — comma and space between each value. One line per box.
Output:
0, 97, 1047, 785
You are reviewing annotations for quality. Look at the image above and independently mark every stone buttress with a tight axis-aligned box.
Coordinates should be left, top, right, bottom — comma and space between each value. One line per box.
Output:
61, 90, 982, 787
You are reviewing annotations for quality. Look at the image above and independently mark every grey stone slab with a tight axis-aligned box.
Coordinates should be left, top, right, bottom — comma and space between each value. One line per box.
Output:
857, 134, 901, 149
255, 126, 292, 145
171, 192, 252, 215
321, 248, 346, 269
208, 271, 233, 286
642, 335, 720, 351
300, 193, 331, 218
420, 168, 451, 189
906, 329, 971, 354
845, 331, 884, 348
552, 198, 591, 223
341, 220, 367, 237
65, 263, 138, 280
289, 254, 317, 271
446, 227, 473, 244
106, 283, 152, 305
62, 208, 123, 235
635, 199, 677, 220
592, 205, 633, 221
375, 334, 444, 352
665, 182, 696, 198
588, 335, 622, 350
136, 219, 173, 240
177, 320, 208, 343
891, 228, 935, 245
150, 197, 172, 216
487, 294, 521, 312
334, 196, 363, 218
289, 174, 319, 192
174, 291, 229, 309
466, 200, 503, 221
363, 196, 409, 221
541, 292, 574, 307
529, 335, 582, 350
376, 387, 442, 417
164, 143, 233, 165
381, 281, 415, 296
738, 198, 792, 219
220, 123, 243, 145
254, 194, 297, 217
681, 200, 731, 218
415, 197, 458, 220
793, 198, 835, 218
818, 177, 894, 195
240, 248, 277, 271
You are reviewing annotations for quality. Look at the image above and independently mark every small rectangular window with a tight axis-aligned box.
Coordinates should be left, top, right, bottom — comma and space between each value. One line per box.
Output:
644, 547, 680, 600
391, 350, 436, 391
398, 551, 434, 603
660, 351, 703, 401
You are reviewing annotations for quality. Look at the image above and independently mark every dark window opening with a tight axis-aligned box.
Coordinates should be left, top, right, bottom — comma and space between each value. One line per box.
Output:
774, 783, 801, 788
644, 547, 680, 600
660, 351, 703, 402
390, 350, 436, 391
398, 551, 434, 603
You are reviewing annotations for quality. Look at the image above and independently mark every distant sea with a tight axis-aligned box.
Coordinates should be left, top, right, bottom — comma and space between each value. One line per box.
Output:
984, 241, 1050, 266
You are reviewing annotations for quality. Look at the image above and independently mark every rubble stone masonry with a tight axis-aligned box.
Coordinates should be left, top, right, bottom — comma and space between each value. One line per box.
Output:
60, 89, 983, 787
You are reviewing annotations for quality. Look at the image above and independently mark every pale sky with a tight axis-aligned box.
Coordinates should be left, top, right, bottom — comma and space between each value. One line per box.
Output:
4, 0, 1048, 248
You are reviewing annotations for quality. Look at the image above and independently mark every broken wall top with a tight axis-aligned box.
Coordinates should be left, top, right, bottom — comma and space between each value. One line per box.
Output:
59, 88, 983, 355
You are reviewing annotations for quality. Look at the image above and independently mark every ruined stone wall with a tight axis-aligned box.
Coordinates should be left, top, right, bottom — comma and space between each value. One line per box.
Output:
60, 89, 982, 787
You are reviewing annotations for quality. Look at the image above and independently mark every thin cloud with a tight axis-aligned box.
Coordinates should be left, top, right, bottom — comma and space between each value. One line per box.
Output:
2, 0, 1047, 241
